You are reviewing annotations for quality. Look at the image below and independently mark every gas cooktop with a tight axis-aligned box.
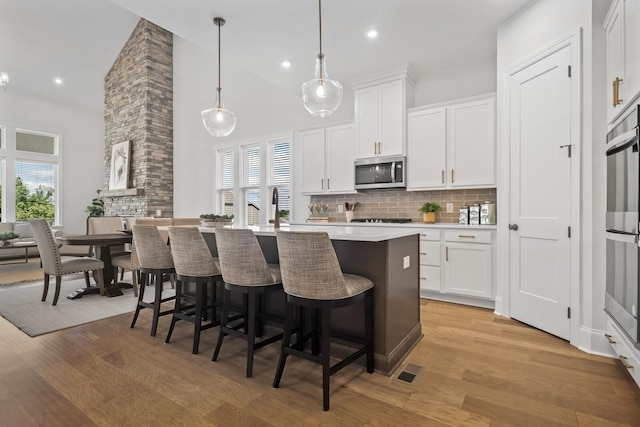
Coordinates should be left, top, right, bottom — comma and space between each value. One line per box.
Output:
350, 218, 412, 224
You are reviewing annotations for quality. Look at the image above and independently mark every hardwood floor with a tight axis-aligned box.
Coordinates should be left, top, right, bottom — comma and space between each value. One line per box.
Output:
0, 298, 638, 426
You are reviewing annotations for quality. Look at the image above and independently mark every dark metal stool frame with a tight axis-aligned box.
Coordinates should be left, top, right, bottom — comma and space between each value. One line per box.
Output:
273, 289, 374, 411
166, 275, 221, 354
130, 266, 176, 336
212, 282, 284, 377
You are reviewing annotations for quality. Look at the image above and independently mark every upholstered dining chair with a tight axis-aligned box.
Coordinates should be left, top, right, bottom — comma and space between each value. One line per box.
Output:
273, 230, 374, 411
212, 228, 284, 377
111, 243, 139, 297
130, 225, 176, 336
171, 218, 202, 226
166, 226, 221, 354
29, 219, 105, 305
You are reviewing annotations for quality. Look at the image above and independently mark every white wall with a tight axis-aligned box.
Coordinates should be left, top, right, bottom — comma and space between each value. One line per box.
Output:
0, 90, 104, 234
496, 0, 610, 354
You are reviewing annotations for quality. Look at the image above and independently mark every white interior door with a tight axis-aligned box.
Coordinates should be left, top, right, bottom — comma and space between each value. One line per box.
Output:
509, 45, 572, 340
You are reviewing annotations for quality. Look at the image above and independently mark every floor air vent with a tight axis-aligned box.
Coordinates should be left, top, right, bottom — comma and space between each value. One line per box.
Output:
396, 363, 422, 384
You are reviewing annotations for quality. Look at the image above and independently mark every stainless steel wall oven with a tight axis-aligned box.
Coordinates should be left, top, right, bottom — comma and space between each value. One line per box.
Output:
606, 104, 640, 348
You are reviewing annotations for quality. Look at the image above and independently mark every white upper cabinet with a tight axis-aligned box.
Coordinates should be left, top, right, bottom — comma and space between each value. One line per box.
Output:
353, 66, 416, 159
605, 0, 640, 124
299, 123, 355, 195
448, 97, 496, 187
407, 107, 447, 188
407, 94, 496, 190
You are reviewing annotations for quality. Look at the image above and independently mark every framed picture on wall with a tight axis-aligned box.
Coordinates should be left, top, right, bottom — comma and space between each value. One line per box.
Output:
109, 140, 130, 190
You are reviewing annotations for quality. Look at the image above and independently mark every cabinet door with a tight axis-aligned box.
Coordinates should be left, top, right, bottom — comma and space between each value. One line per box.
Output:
448, 97, 495, 187
606, 1, 625, 123
444, 242, 492, 299
407, 107, 447, 189
420, 265, 441, 292
354, 86, 379, 158
300, 129, 326, 194
378, 79, 405, 156
624, 0, 640, 107
326, 124, 355, 193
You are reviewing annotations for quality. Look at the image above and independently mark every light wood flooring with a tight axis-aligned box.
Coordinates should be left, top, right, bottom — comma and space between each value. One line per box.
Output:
0, 298, 638, 426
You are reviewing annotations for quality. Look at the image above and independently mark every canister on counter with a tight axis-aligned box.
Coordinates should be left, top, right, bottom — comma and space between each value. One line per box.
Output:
459, 205, 469, 225
480, 200, 496, 225
469, 203, 481, 225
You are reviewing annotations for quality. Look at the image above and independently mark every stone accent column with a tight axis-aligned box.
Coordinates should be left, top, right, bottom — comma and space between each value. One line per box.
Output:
103, 18, 173, 217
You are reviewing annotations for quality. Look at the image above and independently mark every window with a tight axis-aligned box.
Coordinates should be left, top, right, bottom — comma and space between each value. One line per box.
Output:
242, 144, 262, 225
267, 138, 291, 221
217, 149, 235, 216
215, 134, 291, 226
0, 126, 60, 223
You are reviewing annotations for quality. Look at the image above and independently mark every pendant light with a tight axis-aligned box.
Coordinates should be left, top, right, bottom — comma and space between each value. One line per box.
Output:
201, 17, 237, 137
301, 0, 343, 117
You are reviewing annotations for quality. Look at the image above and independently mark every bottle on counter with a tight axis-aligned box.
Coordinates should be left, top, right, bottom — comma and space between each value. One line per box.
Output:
459, 205, 469, 225
469, 204, 481, 225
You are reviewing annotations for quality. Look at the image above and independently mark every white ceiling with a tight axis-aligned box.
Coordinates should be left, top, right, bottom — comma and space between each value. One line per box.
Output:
1, 0, 532, 114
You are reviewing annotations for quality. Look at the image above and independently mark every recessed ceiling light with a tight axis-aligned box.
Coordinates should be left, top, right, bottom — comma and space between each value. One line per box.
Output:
366, 30, 378, 39
54, 77, 63, 85
281, 60, 292, 68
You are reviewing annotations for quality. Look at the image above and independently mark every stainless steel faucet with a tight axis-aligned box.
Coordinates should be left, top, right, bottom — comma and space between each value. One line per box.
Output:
272, 187, 280, 229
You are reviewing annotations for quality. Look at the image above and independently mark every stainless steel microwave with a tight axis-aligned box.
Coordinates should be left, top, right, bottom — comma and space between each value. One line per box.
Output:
354, 155, 406, 190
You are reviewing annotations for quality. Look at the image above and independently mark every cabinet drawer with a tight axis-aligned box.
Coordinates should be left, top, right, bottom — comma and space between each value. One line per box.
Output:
420, 265, 441, 292
420, 241, 441, 266
419, 230, 441, 241
607, 318, 640, 386
444, 230, 492, 244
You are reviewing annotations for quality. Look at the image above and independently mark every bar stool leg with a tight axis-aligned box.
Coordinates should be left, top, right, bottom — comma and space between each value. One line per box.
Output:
321, 303, 331, 411
273, 300, 294, 388
165, 280, 182, 344
193, 282, 204, 354
151, 272, 163, 337
130, 272, 148, 328
365, 290, 374, 373
246, 289, 257, 377
212, 288, 231, 361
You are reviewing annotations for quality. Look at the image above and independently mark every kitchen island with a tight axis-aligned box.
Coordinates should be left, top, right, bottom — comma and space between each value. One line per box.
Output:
199, 224, 421, 376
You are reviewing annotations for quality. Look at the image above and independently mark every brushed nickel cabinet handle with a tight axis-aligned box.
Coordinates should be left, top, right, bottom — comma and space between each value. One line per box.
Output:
605, 333, 616, 344
445, 246, 448, 261
441, 170, 444, 184
420, 252, 427, 255
451, 169, 455, 183
458, 235, 476, 239
327, 178, 330, 190
620, 355, 633, 369
321, 179, 324, 190
420, 277, 427, 280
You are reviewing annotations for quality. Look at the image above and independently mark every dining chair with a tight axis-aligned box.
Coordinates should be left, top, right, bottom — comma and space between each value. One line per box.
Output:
212, 228, 284, 377
166, 226, 221, 354
130, 225, 176, 336
171, 218, 202, 226
29, 219, 105, 305
273, 230, 374, 411
111, 242, 139, 297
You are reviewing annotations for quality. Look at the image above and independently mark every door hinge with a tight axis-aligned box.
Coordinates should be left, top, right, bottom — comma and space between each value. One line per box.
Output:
567, 307, 571, 319
568, 226, 571, 238
568, 65, 571, 77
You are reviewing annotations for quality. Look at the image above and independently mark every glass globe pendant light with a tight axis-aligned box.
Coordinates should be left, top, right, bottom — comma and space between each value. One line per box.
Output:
202, 17, 237, 137
301, 0, 343, 117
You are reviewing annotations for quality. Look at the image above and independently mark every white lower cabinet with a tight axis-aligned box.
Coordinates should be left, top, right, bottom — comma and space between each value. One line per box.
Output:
606, 317, 640, 388
419, 228, 495, 308
419, 231, 441, 292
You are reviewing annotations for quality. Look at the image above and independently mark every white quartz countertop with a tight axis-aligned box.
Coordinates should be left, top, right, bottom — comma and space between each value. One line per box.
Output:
289, 221, 498, 230
195, 224, 420, 242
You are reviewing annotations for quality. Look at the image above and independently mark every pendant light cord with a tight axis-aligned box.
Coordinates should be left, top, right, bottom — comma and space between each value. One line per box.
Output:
217, 19, 222, 108
318, 0, 324, 80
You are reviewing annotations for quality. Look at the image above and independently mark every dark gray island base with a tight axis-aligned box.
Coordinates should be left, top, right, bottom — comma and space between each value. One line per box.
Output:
201, 225, 422, 376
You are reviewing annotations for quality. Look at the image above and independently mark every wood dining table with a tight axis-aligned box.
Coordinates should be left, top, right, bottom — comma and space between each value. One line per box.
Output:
57, 232, 132, 298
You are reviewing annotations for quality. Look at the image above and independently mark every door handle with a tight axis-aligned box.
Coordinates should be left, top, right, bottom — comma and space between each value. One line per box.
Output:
508, 224, 519, 231
613, 77, 623, 107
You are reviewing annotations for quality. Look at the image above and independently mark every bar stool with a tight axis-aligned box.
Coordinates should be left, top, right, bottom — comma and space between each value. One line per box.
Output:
130, 225, 176, 336
212, 228, 284, 378
273, 230, 374, 411
165, 226, 221, 354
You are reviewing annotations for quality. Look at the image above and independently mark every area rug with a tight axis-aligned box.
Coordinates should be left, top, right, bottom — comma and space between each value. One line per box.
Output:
0, 257, 43, 285
0, 272, 174, 337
